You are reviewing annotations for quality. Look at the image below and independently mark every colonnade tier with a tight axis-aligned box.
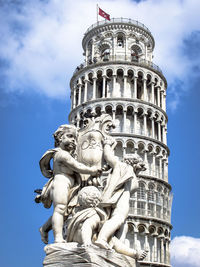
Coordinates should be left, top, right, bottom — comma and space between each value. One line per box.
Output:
129, 178, 172, 223
69, 101, 168, 147
111, 137, 169, 182
126, 217, 171, 265
81, 18, 155, 67
70, 64, 167, 112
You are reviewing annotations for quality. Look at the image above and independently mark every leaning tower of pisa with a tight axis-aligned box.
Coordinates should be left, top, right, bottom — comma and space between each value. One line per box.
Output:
68, 18, 172, 267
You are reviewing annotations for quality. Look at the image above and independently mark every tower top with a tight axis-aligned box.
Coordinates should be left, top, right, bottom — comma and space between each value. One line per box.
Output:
82, 18, 155, 52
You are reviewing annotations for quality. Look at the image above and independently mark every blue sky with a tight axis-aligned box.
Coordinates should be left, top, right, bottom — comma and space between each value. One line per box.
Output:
1, 1, 200, 266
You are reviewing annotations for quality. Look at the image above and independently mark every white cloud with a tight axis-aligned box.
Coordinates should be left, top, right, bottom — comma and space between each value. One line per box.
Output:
1, 0, 200, 108
171, 236, 200, 267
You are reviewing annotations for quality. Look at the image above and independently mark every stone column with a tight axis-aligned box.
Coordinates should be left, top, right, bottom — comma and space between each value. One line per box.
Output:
113, 36, 116, 59
166, 240, 170, 264
123, 146, 126, 157
134, 111, 137, 134
143, 150, 148, 175
133, 231, 138, 250
158, 120, 161, 141
125, 37, 128, 60
160, 238, 164, 263
145, 234, 150, 261
157, 86, 160, 107
92, 77, 97, 99
165, 126, 168, 145
161, 90, 164, 109
163, 92, 166, 112
153, 235, 158, 262
159, 157, 162, 179
123, 75, 127, 97
143, 78, 147, 101
145, 44, 148, 59
134, 76, 137, 99
143, 113, 147, 136
123, 110, 127, 132
91, 39, 94, 61
112, 109, 116, 122
76, 113, 80, 129
102, 75, 106, 98
151, 82, 155, 104
152, 153, 156, 177
78, 84, 82, 106
84, 80, 88, 102
165, 160, 169, 182
85, 45, 88, 65
151, 117, 155, 139
73, 87, 76, 108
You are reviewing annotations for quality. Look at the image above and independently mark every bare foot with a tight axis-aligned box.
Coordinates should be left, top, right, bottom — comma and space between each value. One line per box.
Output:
95, 239, 112, 250
39, 227, 48, 244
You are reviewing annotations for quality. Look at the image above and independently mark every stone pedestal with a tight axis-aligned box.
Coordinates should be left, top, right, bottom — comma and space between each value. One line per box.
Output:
43, 243, 139, 267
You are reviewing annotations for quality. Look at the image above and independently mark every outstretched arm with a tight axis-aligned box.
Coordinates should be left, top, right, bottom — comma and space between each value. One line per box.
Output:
58, 151, 100, 175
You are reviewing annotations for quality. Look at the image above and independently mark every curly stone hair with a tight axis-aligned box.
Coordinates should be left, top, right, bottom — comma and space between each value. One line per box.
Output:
53, 124, 77, 147
78, 186, 102, 208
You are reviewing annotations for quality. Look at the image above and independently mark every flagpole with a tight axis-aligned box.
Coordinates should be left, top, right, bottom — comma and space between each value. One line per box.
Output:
97, 4, 99, 23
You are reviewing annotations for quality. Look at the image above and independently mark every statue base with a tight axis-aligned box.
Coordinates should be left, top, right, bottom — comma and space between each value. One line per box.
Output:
43, 242, 139, 267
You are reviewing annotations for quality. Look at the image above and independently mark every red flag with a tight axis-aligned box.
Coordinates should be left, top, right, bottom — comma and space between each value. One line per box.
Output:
99, 7, 110, 21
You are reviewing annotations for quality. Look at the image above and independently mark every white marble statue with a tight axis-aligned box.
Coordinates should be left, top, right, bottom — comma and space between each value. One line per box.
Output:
36, 115, 148, 264
35, 124, 101, 244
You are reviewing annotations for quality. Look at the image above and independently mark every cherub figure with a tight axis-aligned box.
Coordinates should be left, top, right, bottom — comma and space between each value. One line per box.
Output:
67, 186, 107, 246
35, 124, 101, 244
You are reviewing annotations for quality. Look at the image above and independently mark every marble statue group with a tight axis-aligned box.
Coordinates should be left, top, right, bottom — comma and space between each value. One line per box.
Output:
35, 113, 148, 262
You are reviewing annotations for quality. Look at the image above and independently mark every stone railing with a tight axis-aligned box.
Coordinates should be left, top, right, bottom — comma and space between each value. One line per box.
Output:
73, 57, 162, 75
84, 18, 151, 34
129, 207, 171, 223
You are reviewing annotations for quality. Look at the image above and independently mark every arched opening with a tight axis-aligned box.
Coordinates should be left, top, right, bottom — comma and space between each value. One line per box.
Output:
131, 44, 142, 62
147, 144, 153, 176
106, 69, 113, 97
96, 70, 103, 98
147, 110, 152, 137
87, 73, 93, 100
114, 141, 123, 159
114, 69, 124, 97
137, 72, 143, 99
105, 105, 112, 116
126, 69, 134, 98
137, 108, 144, 135
126, 106, 134, 133
115, 105, 123, 132
100, 43, 110, 61
95, 106, 102, 117
146, 74, 152, 102
126, 141, 134, 154
117, 33, 125, 47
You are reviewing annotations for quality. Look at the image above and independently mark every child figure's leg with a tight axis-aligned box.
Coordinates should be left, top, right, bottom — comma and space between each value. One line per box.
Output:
51, 178, 69, 243
81, 214, 100, 246
95, 191, 130, 249
39, 216, 52, 244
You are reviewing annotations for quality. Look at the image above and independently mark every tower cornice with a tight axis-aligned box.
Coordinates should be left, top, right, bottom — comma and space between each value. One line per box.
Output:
70, 60, 167, 88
